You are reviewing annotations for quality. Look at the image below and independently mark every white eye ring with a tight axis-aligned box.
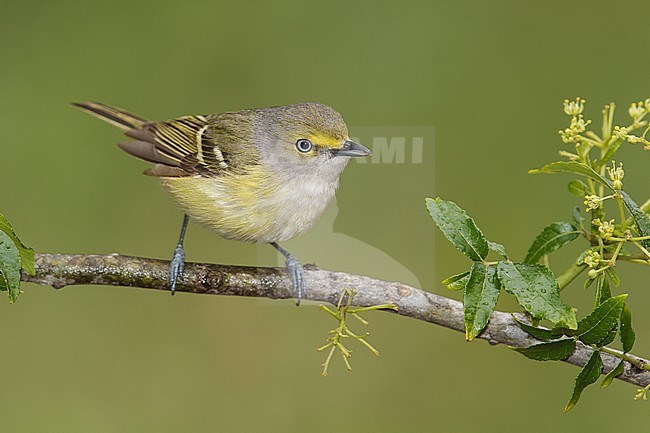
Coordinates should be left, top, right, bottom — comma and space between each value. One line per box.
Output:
295, 139, 313, 153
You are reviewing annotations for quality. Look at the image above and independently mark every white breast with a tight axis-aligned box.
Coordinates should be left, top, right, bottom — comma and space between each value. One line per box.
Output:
264, 172, 340, 241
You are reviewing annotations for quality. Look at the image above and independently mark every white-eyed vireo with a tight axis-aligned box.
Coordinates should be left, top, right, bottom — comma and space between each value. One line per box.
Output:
73, 102, 371, 304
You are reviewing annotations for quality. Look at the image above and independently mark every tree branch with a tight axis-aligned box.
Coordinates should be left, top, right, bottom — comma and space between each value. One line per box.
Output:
22, 253, 650, 388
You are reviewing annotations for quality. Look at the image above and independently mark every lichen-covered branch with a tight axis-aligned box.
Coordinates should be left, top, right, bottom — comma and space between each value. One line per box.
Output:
22, 253, 650, 387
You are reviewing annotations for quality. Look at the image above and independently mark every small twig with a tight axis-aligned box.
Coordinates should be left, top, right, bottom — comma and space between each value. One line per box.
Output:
316, 289, 396, 375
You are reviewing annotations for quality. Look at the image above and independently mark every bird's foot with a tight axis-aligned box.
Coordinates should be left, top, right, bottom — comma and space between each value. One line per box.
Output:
285, 254, 305, 306
169, 245, 185, 295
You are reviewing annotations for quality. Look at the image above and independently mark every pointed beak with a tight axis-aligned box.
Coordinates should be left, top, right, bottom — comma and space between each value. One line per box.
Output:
331, 139, 372, 157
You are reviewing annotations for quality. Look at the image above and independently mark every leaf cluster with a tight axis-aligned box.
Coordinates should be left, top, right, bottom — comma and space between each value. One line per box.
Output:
427, 198, 577, 341
427, 94, 649, 411
0, 213, 34, 302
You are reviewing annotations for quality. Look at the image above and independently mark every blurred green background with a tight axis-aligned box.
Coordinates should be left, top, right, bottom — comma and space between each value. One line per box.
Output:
1, 1, 649, 431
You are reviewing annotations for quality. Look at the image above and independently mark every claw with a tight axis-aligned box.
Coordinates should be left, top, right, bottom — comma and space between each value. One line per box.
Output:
169, 214, 190, 295
285, 255, 305, 305
169, 244, 185, 295
270, 242, 306, 305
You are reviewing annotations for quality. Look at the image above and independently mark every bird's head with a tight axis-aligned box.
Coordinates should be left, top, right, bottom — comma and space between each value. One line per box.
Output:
255, 102, 371, 180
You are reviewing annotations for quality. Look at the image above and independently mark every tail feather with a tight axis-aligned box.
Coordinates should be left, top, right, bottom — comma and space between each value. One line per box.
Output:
72, 101, 148, 131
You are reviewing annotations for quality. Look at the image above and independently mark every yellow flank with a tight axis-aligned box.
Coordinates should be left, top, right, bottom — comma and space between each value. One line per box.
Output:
161, 165, 286, 243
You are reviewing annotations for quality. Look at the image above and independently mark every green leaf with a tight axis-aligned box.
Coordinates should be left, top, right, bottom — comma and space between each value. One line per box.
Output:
0, 269, 7, 293
529, 161, 613, 191
524, 222, 580, 264
512, 339, 576, 361
575, 249, 590, 265
0, 213, 35, 276
600, 359, 625, 389
426, 198, 488, 261
571, 206, 584, 227
576, 294, 627, 345
550, 322, 578, 336
620, 303, 635, 353
599, 322, 617, 347
497, 262, 577, 329
620, 190, 650, 248
442, 271, 470, 291
605, 268, 620, 287
564, 351, 603, 412
513, 316, 561, 341
567, 179, 588, 197
488, 241, 508, 259
463, 262, 501, 341
0, 230, 22, 302
594, 273, 611, 308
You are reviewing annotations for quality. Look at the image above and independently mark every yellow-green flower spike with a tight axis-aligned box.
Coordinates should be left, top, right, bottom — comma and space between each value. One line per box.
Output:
584, 250, 601, 268
317, 288, 397, 376
564, 97, 586, 116
584, 194, 602, 211
559, 114, 592, 144
598, 219, 616, 240
629, 101, 647, 120
634, 384, 650, 401
607, 161, 624, 190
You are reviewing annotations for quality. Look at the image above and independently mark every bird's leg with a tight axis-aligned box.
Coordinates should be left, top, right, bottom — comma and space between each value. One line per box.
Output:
270, 242, 305, 306
169, 214, 190, 295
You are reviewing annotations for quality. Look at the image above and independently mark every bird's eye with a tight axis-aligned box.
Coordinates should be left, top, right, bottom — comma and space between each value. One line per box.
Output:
295, 139, 313, 153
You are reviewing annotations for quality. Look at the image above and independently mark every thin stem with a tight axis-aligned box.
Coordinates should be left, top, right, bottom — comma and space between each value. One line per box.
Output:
625, 259, 650, 266
350, 304, 398, 314
321, 346, 336, 376
319, 304, 341, 320
633, 241, 650, 259
599, 346, 649, 371
641, 124, 650, 138
617, 196, 627, 232
586, 177, 597, 195
607, 102, 616, 138
597, 237, 605, 258
556, 262, 587, 291
603, 253, 649, 261
609, 236, 650, 242
578, 136, 601, 147
608, 241, 624, 264
585, 131, 602, 142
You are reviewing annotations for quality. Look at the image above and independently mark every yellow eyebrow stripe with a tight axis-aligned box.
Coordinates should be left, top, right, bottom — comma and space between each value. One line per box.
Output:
308, 133, 344, 149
